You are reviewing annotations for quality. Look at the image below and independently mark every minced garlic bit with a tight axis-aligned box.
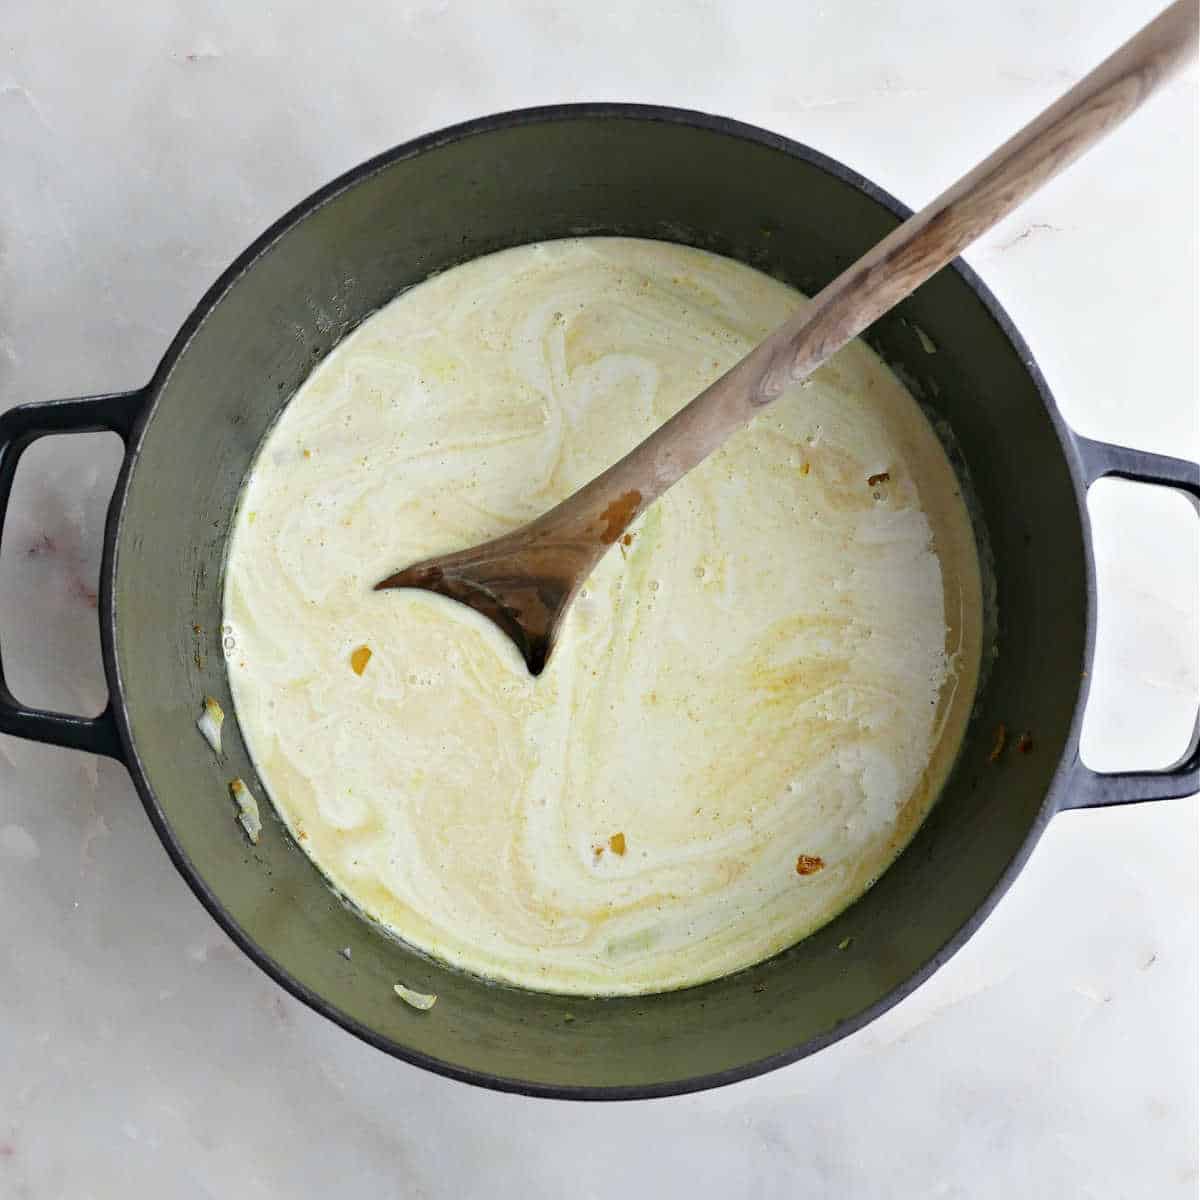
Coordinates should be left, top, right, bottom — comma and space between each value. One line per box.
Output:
393, 982, 437, 1011
988, 722, 1008, 764
795, 854, 825, 876
229, 778, 262, 844
350, 645, 372, 676
196, 696, 225, 756
609, 832, 626, 856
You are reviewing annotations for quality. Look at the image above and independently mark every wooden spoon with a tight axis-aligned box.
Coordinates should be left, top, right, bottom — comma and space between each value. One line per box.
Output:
377, 0, 1198, 675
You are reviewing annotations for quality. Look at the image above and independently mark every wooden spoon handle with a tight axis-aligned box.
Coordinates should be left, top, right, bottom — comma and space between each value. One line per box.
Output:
547, 0, 1198, 540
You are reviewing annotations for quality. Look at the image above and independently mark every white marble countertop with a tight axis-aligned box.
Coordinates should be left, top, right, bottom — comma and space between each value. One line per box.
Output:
1, 2, 1196, 1196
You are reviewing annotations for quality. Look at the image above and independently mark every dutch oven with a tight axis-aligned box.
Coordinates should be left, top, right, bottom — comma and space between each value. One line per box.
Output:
1, 106, 1196, 1098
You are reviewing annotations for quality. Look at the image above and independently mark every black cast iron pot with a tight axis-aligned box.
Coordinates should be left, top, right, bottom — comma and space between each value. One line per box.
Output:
2, 106, 1197, 1100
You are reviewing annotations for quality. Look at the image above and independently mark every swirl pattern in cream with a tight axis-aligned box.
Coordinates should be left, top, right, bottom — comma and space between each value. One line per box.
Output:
223, 238, 981, 995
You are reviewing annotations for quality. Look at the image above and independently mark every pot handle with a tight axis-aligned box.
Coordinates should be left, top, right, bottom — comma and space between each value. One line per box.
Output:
1060, 435, 1199, 810
0, 390, 145, 761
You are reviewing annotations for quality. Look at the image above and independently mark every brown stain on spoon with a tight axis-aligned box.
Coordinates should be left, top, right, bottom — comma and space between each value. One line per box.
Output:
599, 490, 642, 544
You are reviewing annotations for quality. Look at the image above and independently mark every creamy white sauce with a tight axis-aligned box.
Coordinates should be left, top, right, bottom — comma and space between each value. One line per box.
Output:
224, 238, 981, 995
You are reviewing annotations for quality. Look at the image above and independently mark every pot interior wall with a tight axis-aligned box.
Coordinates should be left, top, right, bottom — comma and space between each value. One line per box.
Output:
112, 111, 1087, 1094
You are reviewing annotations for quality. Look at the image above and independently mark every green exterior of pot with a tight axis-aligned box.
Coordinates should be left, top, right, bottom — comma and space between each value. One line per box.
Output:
1, 106, 1179, 1097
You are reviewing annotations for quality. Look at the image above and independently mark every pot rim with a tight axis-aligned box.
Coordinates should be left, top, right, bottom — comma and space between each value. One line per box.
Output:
99, 102, 1096, 1101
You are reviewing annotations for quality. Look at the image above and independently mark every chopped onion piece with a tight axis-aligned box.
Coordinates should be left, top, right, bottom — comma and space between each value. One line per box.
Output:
197, 696, 225, 756
229, 777, 262, 844
393, 982, 437, 1011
